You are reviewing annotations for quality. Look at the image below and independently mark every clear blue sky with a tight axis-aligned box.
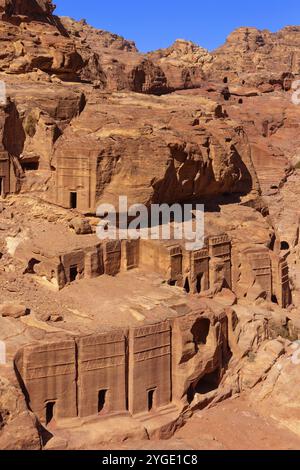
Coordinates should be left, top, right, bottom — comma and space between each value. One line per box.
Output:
55, 0, 300, 52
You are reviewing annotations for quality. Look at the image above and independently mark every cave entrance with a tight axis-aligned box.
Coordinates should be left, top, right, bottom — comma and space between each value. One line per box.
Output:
195, 369, 220, 395
22, 161, 39, 171
98, 390, 108, 413
24, 258, 41, 274
184, 277, 190, 294
187, 369, 220, 404
0, 178, 2, 197
281, 241, 289, 251
45, 401, 56, 425
148, 388, 156, 412
69, 265, 78, 282
70, 191, 77, 209
191, 318, 210, 350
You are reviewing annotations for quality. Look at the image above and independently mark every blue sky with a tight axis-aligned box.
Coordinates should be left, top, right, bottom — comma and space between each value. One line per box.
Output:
55, 0, 300, 52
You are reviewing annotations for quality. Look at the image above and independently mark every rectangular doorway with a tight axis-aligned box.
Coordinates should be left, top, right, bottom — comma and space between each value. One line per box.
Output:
45, 401, 56, 425
147, 388, 156, 412
70, 192, 77, 209
69, 265, 78, 282
98, 390, 108, 413
0, 178, 3, 197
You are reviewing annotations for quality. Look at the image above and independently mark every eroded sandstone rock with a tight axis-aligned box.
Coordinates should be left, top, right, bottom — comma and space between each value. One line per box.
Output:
0, 302, 28, 318
0, 367, 41, 450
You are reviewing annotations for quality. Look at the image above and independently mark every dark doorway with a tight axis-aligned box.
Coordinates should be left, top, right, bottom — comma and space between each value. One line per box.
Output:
45, 401, 55, 425
272, 294, 278, 304
223, 77, 228, 84
0, 178, 2, 196
168, 280, 177, 286
70, 192, 77, 209
148, 389, 156, 412
98, 390, 107, 413
184, 277, 190, 294
196, 273, 204, 294
69, 265, 78, 282
22, 161, 39, 171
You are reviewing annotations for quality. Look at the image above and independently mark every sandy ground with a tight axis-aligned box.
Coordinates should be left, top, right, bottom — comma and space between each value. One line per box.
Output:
99, 396, 300, 451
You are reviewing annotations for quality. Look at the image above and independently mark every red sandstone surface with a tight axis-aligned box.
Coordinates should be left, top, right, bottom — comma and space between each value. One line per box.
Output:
0, 0, 300, 451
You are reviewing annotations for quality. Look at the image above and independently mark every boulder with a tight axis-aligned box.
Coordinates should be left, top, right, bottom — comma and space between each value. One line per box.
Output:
0, 369, 41, 450
0, 303, 29, 318
69, 218, 92, 235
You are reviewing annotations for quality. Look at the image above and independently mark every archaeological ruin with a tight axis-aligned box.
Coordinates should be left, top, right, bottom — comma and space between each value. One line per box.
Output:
0, 0, 300, 452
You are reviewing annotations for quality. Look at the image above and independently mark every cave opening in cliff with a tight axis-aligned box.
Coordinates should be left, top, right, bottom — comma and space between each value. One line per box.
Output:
69, 265, 78, 282
223, 77, 228, 84
24, 258, 41, 274
0, 178, 2, 197
70, 191, 77, 209
184, 277, 190, 293
45, 401, 55, 425
22, 161, 39, 171
281, 241, 290, 251
148, 388, 156, 412
98, 390, 108, 413
195, 369, 220, 394
186, 369, 221, 404
191, 318, 210, 349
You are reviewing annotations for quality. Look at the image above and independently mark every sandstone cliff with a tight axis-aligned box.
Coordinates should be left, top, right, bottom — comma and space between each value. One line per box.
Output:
0, 0, 300, 451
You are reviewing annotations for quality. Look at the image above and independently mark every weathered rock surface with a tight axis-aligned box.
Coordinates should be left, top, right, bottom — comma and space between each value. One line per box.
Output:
210, 26, 300, 87
0, 302, 28, 318
52, 92, 259, 210
147, 39, 213, 91
69, 217, 92, 235
0, 0, 299, 452
0, 367, 41, 450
